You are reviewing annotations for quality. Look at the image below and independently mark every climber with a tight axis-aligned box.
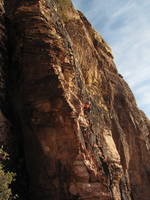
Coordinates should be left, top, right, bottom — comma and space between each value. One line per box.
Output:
83, 101, 92, 114
80, 125, 87, 133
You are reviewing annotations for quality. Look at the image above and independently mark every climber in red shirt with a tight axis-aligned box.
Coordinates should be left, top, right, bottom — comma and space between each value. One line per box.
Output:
83, 101, 92, 114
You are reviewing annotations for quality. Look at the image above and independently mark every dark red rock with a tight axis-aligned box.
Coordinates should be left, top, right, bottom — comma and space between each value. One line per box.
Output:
0, 0, 10, 147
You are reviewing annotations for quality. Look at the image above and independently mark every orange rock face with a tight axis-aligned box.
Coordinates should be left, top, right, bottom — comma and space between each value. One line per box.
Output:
0, 0, 149, 199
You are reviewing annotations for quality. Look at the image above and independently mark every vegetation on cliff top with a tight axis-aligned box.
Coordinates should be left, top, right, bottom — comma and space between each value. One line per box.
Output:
55, 0, 74, 21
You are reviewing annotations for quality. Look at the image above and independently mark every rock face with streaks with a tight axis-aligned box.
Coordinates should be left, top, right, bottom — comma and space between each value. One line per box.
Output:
0, 0, 150, 199
0, 0, 7, 145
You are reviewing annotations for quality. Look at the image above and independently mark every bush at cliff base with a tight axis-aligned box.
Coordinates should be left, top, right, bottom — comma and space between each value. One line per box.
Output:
0, 148, 16, 200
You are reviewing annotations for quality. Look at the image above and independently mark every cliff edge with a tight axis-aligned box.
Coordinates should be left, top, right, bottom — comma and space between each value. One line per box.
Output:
0, 0, 150, 199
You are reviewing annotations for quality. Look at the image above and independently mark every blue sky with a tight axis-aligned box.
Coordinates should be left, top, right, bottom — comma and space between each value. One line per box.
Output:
72, 0, 150, 119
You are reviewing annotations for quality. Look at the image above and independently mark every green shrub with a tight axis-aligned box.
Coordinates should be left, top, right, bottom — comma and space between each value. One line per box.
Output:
55, 0, 74, 22
0, 147, 16, 200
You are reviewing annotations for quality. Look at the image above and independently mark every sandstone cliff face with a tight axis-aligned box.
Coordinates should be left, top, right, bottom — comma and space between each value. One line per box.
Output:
0, 0, 150, 199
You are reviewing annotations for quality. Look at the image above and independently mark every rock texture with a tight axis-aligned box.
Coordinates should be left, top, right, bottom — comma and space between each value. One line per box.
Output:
0, 0, 9, 147
0, 0, 150, 199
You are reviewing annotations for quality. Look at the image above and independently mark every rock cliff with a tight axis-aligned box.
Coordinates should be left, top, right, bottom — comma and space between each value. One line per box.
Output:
0, 0, 150, 199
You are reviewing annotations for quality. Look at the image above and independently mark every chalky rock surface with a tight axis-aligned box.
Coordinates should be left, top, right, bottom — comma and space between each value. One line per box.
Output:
0, 0, 150, 199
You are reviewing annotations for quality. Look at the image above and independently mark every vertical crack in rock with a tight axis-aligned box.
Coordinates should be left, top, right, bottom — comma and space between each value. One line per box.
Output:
1, 0, 150, 199
0, 0, 9, 147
